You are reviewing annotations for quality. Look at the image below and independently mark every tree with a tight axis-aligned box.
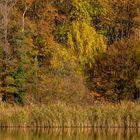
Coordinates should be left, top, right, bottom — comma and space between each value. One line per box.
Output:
68, 21, 106, 70
90, 0, 140, 43
88, 40, 140, 101
0, 0, 17, 102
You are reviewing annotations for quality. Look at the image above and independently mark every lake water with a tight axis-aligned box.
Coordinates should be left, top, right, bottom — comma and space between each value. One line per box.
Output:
0, 128, 140, 140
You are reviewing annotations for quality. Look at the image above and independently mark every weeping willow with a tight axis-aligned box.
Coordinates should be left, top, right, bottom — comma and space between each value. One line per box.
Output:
68, 21, 106, 69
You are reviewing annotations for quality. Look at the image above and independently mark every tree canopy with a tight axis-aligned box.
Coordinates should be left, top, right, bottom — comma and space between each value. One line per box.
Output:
0, 0, 140, 105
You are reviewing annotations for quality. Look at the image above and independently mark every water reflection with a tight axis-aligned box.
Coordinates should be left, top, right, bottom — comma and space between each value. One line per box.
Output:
0, 128, 140, 140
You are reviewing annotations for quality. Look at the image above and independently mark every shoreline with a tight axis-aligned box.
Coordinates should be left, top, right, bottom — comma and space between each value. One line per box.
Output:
0, 101, 140, 129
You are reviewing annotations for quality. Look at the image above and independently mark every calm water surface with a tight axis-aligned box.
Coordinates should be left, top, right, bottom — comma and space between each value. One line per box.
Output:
0, 128, 140, 140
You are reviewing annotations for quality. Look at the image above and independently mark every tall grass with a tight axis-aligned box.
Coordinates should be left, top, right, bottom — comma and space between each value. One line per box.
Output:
0, 101, 140, 128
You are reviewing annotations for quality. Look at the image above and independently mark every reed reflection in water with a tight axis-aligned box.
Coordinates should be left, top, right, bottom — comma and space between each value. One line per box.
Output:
0, 128, 140, 140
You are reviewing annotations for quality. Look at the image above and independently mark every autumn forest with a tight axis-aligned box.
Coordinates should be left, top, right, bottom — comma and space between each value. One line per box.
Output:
0, 0, 140, 106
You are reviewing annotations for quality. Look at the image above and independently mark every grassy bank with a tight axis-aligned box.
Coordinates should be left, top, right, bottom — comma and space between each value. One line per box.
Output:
0, 101, 140, 128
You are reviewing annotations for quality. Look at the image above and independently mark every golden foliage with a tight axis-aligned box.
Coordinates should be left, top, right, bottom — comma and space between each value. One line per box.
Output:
68, 21, 106, 68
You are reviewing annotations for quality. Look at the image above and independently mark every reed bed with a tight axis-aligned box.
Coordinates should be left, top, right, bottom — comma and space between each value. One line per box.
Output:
0, 101, 140, 128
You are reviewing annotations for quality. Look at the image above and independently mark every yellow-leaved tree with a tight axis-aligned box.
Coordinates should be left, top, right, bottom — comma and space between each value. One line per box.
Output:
68, 21, 106, 70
